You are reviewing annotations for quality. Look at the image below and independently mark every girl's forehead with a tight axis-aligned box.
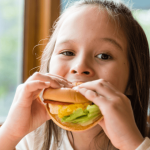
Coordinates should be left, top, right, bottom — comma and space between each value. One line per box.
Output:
56, 5, 127, 52
59, 6, 111, 33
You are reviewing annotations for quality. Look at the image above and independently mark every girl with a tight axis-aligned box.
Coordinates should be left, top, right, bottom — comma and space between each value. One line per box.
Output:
0, 0, 149, 150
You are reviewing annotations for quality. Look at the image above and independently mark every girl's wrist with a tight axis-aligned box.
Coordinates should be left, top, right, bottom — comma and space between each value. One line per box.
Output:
0, 122, 23, 142
0, 125, 22, 150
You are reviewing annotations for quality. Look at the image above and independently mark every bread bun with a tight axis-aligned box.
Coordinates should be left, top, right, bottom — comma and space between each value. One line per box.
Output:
43, 83, 103, 131
43, 88, 91, 103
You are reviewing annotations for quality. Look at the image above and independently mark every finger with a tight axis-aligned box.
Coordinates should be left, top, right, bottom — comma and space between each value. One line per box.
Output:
23, 80, 53, 93
31, 97, 51, 122
45, 73, 72, 83
52, 77, 73, 88
32, 89, 44, 100
77, 86, 130, 118
74, 79, 118, 100
16, 81, 53, 106
98, 119, 109, 137
77, 87, 107, 108
36, 97, 51, 120
13, 83, 47, 104
27, 72, 73, 88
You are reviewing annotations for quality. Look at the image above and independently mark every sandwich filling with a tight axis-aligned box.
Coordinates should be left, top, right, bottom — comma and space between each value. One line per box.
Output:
47, 101, 102, 126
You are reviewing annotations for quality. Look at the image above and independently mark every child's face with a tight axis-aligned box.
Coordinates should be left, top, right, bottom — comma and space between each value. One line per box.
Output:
49, 6, 129, 93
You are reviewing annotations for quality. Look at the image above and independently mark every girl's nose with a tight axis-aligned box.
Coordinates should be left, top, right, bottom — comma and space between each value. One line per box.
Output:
70, 60, 95, 77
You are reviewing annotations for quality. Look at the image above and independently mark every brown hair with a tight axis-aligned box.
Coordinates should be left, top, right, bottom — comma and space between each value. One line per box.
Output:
34, 0, 150, 149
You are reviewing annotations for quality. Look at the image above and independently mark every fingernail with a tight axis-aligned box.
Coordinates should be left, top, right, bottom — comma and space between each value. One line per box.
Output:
45, 82, 51, 85
73, 86, 80, 92
73, 86, 77, 90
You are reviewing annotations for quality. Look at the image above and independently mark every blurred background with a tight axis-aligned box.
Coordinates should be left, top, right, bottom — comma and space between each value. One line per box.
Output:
0, 0, 150, 124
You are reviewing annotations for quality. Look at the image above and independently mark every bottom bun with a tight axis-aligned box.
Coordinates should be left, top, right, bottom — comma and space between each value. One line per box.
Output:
45, 103, 103, 132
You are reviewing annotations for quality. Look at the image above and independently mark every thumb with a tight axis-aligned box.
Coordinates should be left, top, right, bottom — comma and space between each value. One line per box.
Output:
98, 119, 109, 136
36, 97, 51, 121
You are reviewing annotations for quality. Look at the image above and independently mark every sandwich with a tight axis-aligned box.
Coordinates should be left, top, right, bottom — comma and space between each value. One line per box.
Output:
43, 82, 103, 131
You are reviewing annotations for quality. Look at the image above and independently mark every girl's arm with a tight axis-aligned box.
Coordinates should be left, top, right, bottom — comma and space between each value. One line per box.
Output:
0, 72, 72, 150
0, 124, 21, 150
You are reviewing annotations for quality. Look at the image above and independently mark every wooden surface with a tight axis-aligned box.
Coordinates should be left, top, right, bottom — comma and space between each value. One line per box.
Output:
23, 0, 60, 82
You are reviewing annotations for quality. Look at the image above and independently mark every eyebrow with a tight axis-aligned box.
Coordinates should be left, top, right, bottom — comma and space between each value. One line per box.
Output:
101, 38, 123, 51
57, 40, 75, 45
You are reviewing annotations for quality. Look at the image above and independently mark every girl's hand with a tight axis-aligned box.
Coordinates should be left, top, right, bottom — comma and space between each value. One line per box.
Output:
73, 79, 144, 150
2, 72, 72, 141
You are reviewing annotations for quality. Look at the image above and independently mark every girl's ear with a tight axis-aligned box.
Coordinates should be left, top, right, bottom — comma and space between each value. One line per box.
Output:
125, 85, 133, 95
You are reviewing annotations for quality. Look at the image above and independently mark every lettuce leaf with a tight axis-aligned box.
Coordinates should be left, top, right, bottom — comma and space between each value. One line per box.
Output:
61, 104, 102, 126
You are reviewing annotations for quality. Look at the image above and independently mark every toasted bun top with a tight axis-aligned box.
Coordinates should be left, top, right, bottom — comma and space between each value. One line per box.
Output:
43, 87, 91, 103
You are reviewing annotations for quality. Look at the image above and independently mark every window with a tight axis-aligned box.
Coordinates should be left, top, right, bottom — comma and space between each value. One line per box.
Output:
133, 10, 150, 51
0, 0, 60, 125
0, 0, 24, 124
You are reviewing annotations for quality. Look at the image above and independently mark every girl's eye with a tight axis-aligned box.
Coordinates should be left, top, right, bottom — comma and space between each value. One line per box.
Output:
97, 53, 111, 60
60, 51, 75, 56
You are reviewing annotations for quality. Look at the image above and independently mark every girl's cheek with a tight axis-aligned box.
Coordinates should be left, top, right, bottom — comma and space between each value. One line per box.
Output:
49, 58, 69, 76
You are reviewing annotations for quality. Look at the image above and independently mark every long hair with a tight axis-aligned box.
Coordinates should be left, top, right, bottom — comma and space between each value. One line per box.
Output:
34, 0, 150, 150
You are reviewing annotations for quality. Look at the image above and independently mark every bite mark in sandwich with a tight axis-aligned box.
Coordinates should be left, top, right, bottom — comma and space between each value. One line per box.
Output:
43, 82, 103, 131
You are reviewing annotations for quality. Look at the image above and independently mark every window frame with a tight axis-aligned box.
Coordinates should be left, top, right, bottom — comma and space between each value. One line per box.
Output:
23, 0, 60, 82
